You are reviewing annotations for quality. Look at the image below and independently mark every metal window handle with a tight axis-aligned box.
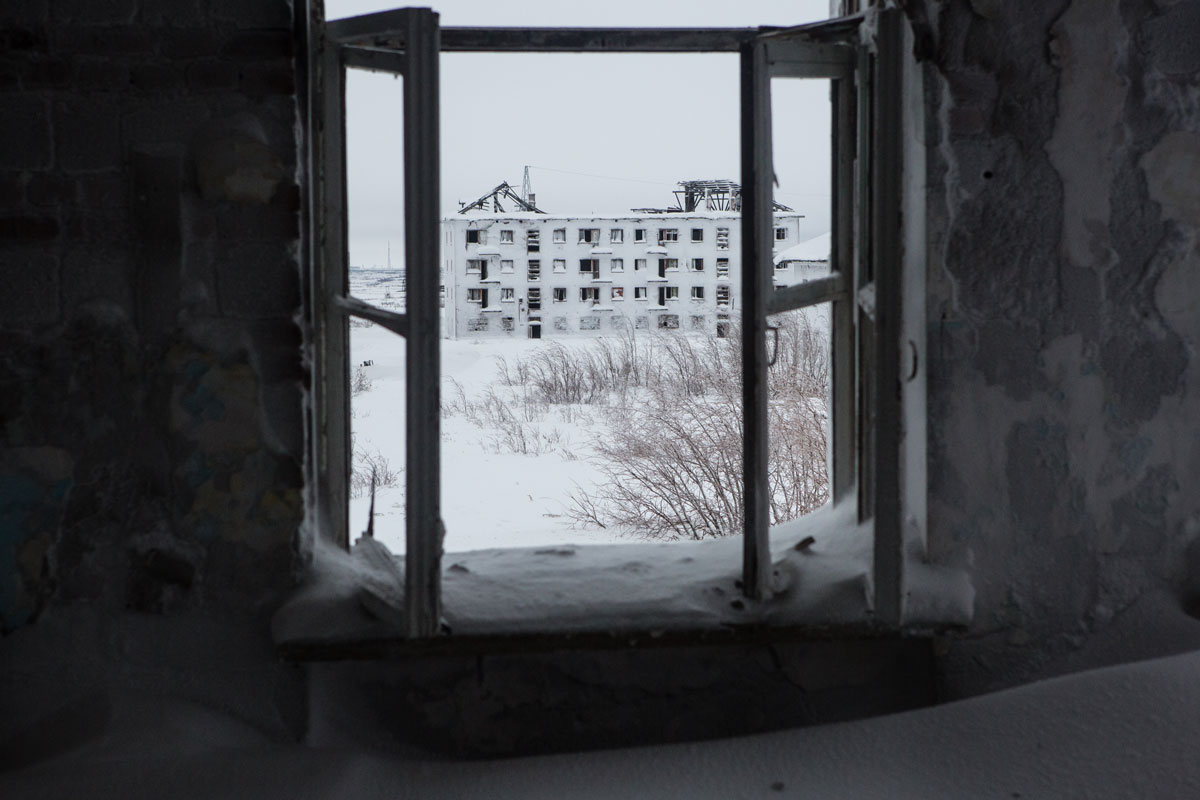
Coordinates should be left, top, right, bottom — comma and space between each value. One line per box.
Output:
767, 322, 780, 366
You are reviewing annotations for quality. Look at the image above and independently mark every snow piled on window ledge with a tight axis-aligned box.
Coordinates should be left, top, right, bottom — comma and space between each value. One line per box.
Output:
272, 501, 974, 648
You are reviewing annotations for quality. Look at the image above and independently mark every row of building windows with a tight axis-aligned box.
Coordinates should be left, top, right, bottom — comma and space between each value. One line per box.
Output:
465, 313, 723, 333
465, 285, 731, 305
464, 225, 787, 250
465, 257, 733, 280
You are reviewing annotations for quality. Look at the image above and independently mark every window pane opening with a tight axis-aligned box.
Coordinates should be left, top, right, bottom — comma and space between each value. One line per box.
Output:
761, 76, 836, 541
346, 67, 409, 551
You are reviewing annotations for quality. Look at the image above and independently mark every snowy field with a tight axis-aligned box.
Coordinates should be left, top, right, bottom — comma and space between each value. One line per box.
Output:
347, 268, 831, 556
8, 590, 1200, 799
349, 322, 632, 554
349, 269, 647, 554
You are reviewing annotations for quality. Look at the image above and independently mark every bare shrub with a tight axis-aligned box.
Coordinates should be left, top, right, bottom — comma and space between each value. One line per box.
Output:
350, 445, 401, 498
352, 365, 372, 396
441, 377, 472, 419
567, 311, 830, 539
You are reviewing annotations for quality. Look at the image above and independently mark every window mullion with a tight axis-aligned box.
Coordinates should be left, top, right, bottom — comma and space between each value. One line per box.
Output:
739, 39, 772, 603
316, 39, 351, 550
869, 8, 904, 627
403, 8, 443, 638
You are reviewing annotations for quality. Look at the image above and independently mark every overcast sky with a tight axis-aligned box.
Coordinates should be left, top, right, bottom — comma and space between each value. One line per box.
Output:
327, 0, 832, 267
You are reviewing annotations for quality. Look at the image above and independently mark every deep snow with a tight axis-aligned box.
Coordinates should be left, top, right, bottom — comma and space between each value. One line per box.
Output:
6, 590, 1200, 799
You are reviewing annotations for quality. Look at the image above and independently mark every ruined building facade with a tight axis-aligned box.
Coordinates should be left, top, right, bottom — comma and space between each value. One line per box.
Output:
441, 211, 808, 339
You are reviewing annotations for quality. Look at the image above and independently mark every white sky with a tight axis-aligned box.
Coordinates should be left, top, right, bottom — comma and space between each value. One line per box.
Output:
328, 1, 833, 267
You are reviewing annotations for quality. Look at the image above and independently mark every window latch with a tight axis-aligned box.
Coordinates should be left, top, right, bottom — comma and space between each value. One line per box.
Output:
767, 322, 781, 366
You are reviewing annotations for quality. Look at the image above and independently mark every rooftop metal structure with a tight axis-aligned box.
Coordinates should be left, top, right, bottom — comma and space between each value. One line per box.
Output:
457, 181, 546, 214
632, 178, 795, 214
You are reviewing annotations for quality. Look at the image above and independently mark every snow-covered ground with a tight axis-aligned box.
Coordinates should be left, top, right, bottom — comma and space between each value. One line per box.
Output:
347, 268, 833, 556
7, 590, 1200, 799
349, 268, 644, 554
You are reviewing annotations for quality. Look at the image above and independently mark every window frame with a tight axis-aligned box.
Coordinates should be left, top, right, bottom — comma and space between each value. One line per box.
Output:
310, 8, 914, 641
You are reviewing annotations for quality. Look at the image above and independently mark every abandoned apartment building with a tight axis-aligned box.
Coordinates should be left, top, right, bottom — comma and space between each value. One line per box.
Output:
3, 0, 1200, 796
441, 179, 816, 339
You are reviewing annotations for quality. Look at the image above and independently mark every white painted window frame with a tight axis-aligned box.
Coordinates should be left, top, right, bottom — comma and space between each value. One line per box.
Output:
309, 7, 917, 640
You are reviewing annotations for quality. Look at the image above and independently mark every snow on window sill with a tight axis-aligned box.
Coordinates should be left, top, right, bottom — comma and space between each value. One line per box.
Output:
272, 502, 974, 650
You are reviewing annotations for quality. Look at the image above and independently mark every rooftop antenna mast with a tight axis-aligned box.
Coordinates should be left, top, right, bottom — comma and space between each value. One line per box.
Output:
521, 165, 534, 208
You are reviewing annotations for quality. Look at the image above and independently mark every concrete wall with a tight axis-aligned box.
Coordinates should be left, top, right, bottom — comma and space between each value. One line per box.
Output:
0, 0, 305, 734
918, 0, 1200, 695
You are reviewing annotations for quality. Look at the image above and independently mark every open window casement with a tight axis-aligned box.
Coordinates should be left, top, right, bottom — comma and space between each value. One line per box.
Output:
293, 6, 957, 653
742, 9, 909, 623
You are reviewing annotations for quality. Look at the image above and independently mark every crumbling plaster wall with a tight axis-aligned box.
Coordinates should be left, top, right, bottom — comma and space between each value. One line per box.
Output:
918, 0, 1200, 694
0, 0, 306, 732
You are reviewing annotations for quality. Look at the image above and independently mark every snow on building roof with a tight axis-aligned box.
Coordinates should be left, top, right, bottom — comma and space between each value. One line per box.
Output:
444, 210, 803, 223
774, 231, 831, 264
